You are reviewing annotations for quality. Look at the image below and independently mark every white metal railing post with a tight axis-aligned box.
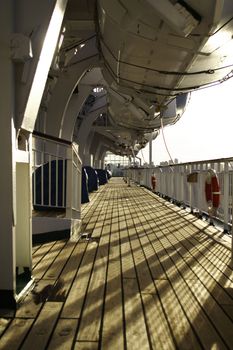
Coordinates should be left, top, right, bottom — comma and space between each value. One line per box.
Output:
231, 174, 233, 267
183, 165, 186, 206
166, 167, 169, 197
170, 166, 173, 199
178, 165, 183, 203
189, 164, 193, 212
174, 166, 177, 200
163, 167, 166, 195
78, 159, 82, 214
169, 167, 172, 197
127, 157, 233, 231
128, 169, 131, 186
41, 147, 44, 206
156, 168, 160, 192
160, 168, 163, 193
198, 163, 203, 217
223, 162, 229, 232
149, 133, 153, 166
180, 165, 184, 206
203, 162, 208, 213
175, 165, 178, 201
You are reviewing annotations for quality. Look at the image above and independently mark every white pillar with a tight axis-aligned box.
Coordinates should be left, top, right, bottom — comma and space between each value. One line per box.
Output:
17, 0, 69, 132
0, 0, 17, 307
231, 175, 233, 267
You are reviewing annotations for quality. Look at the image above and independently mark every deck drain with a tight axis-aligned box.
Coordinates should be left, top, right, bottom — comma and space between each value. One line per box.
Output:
80, 232, 100, 243
80, 232, 91, 240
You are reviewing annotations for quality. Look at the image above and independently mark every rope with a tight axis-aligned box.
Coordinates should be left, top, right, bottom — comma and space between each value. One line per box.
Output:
140, 149, 146, 164
160, 118, 174, 164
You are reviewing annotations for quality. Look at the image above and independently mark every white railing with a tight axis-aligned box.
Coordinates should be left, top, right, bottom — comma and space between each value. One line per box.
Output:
125, 157, 233, 231
32, 134, 82, 219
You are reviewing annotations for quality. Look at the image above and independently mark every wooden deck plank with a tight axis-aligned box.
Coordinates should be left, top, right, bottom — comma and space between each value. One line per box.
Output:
129, 205, 202, 350
49, 241, 88, 300
74, 341, 99, 349
43, 240, 76, 280
127, 189, 221, 349
1, 178, 233, 350
16, 279, 54, 318
75, 200, 112, 343
61, 241, 98, 319
20, 302, 63, 350
32, 241, 57, 268
101, 259, 124, 350
0, 318, 10, 338
160, 244, 229, 349
61, 200, 108, 320
101, 217, 124, 350
32, 244, 42, 254
76, 237, 109, 342
156, 212, 233, 322
0, 319, 34, 350
123, 277, 151, 350
120, 210, 151, 350
129, 213, 176, 350
186, 279, 233, 349
33, 240, 67, 279
47, 319, 78, 349
137, 190, 233, 348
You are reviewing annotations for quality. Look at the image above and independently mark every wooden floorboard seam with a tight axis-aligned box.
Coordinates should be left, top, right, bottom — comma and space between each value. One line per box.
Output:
1, 178, 233, 350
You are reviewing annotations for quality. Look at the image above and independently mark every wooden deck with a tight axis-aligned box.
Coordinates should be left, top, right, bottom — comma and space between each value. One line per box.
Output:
0, 178, 233, 349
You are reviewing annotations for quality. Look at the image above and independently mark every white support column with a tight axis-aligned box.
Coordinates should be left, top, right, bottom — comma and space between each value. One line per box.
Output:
66, 147, 73, 220
15, 147, 32, 276
231, 175, 233, 267
0, 0, 17, 307
16, 0, 68, 132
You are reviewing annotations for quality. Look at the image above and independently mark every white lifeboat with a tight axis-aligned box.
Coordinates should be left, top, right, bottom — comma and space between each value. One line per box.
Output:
98, 0, 233, 110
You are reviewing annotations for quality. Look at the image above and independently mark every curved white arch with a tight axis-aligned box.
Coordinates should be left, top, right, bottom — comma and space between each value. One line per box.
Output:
76, 103, 107, 158
60, 84, 92, 141
45, 55, 99, 137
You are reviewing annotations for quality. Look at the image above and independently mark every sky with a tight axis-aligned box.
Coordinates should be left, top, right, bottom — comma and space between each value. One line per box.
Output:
143, 77, 233, 165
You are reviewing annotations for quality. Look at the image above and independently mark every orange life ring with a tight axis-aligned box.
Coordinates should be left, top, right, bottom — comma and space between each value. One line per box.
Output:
205, 169, 220, 209
151, 175, 156, 191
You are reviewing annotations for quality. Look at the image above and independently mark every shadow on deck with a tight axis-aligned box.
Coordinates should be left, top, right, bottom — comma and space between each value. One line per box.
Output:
0, 178, 233, 349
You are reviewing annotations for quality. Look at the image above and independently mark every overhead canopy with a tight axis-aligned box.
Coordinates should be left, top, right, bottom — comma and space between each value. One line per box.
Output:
34, 0, 233, 158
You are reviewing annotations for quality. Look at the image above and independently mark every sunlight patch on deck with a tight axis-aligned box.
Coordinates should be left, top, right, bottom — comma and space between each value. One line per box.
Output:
0, 177, 233, 349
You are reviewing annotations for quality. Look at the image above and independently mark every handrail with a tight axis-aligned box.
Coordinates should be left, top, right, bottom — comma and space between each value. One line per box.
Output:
125, 158, 233, 233
33, 131, 72, 146
157, 156, 233, 167
127, 156, 233, 168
